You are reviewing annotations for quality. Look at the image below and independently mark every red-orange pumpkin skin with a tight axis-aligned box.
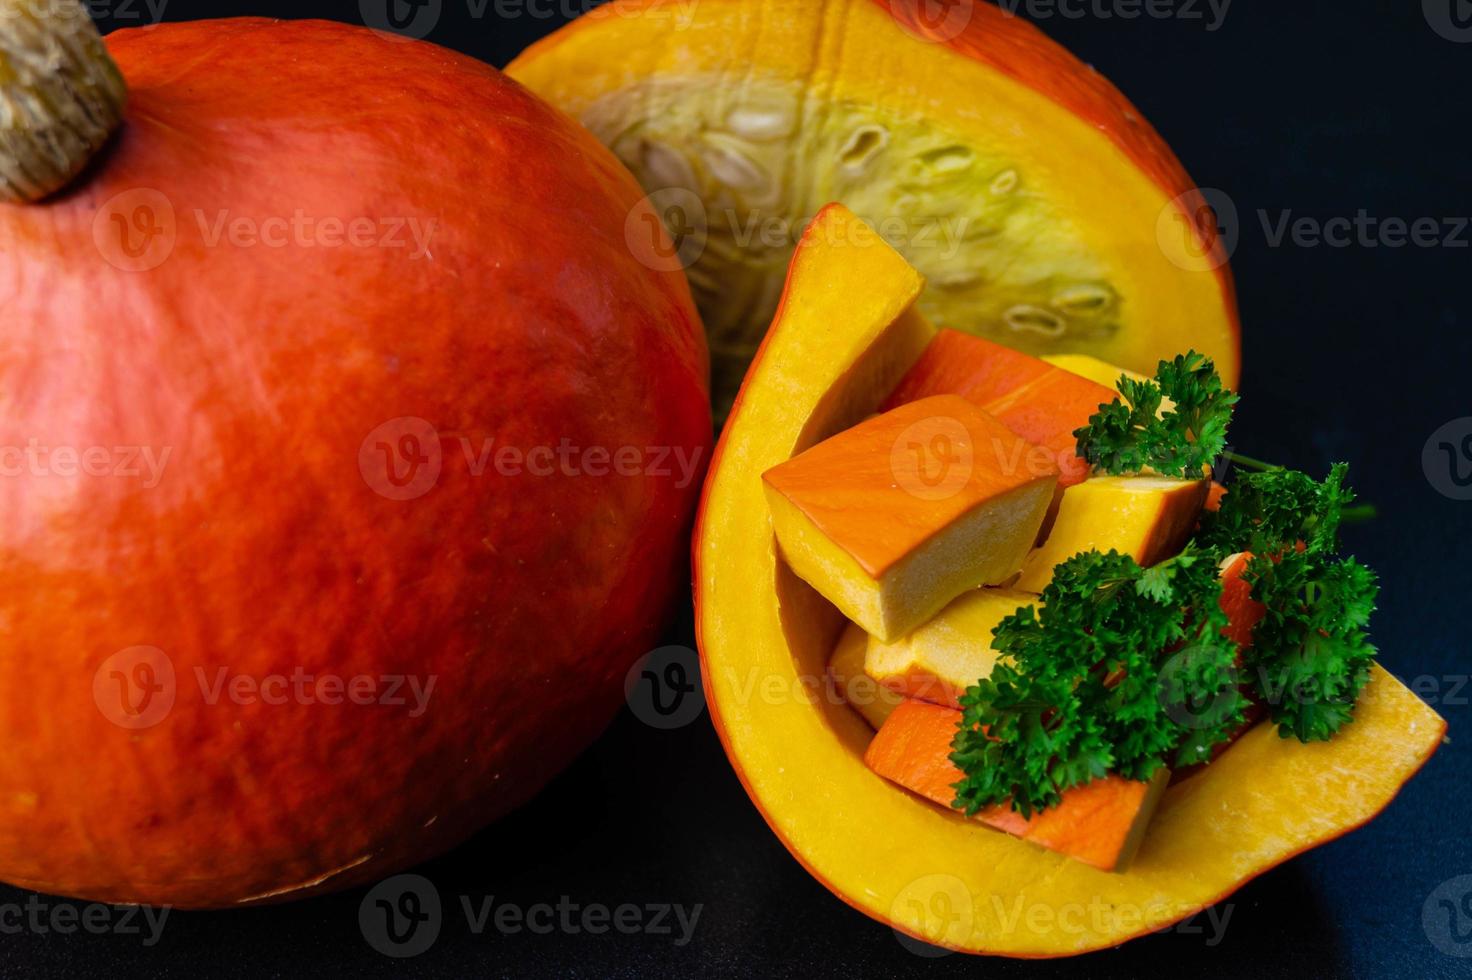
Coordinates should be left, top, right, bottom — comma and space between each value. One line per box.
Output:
0, 19, 710, 908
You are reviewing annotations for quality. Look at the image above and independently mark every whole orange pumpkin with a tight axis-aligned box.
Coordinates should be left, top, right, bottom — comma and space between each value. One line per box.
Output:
0, 11, 709, 907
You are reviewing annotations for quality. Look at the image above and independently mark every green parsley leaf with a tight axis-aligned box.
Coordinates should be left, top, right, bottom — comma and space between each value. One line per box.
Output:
1193, 461, 1376, 742
1198, 462, 1355, 557
1241, 550, 1378, 742
950, 546, 1247, 818
1075, 350, 1239, 477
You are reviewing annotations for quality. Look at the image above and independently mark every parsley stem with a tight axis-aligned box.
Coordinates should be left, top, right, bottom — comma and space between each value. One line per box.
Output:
1340, 504, 1378, 524
1223, 452, 1281, 472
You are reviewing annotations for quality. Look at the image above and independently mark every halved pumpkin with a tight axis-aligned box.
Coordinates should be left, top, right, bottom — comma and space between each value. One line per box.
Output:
693, 204, 1444, 957
510, 0, 1240, 412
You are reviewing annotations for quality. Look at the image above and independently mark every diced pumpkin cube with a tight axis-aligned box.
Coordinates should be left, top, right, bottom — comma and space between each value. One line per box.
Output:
865, 699, 1169, 872
864, 588, 1036, 709
1205, 480, 1228, 513
763, 395, 1057, 642
828, 622, 905, 729
1014, 476, 1209, 593
887, 330, 1054, 407
1219, 551, 1265, 652
884, 330, 1116, 488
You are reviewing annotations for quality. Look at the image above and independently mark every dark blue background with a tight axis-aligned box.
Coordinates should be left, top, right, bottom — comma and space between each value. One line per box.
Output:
7, 2, 1469, 977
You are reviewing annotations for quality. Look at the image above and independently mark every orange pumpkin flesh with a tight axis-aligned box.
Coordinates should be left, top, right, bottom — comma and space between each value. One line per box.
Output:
694, 204, 1444, 957
763, 394, 1057, 642
0, 19, 710, 908
885, 329, 1118, 489
509, 0, 1241, 411
866, 700, 1169, 873
1220, 552, 1267, 651
1206, 480, 1230, 512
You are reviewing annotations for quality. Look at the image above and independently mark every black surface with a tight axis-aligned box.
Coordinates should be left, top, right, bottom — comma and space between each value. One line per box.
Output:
8, 1, 1471, 977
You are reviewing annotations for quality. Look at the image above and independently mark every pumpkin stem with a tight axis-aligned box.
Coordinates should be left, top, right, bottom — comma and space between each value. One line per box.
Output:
0, 0, 126, 203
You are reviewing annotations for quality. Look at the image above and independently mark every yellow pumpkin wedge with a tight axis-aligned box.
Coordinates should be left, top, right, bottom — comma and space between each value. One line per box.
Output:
693, 204, 1444, 957
509, 0, 1240, 412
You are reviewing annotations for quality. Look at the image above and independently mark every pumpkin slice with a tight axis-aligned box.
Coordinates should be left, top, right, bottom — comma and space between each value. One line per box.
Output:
763, 395, 1057, 641
508, 0, 1240, 413
867, 700, 1169, 872
828, 622, 904, 730
1015, 476, 1209, 592
693, 204, 1444, 957
885, 330, 1117, 488
864, 588, 1036, 709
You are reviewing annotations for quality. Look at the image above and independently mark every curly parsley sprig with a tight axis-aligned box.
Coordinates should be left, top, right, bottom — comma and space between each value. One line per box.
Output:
1198, 463, 1354, 555
1202, 463, 1379, 741
1075, 350, 1238, 478
1243, 549, 1378, 742
950, 546, 1246, 818
950, 355, 1382, 818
